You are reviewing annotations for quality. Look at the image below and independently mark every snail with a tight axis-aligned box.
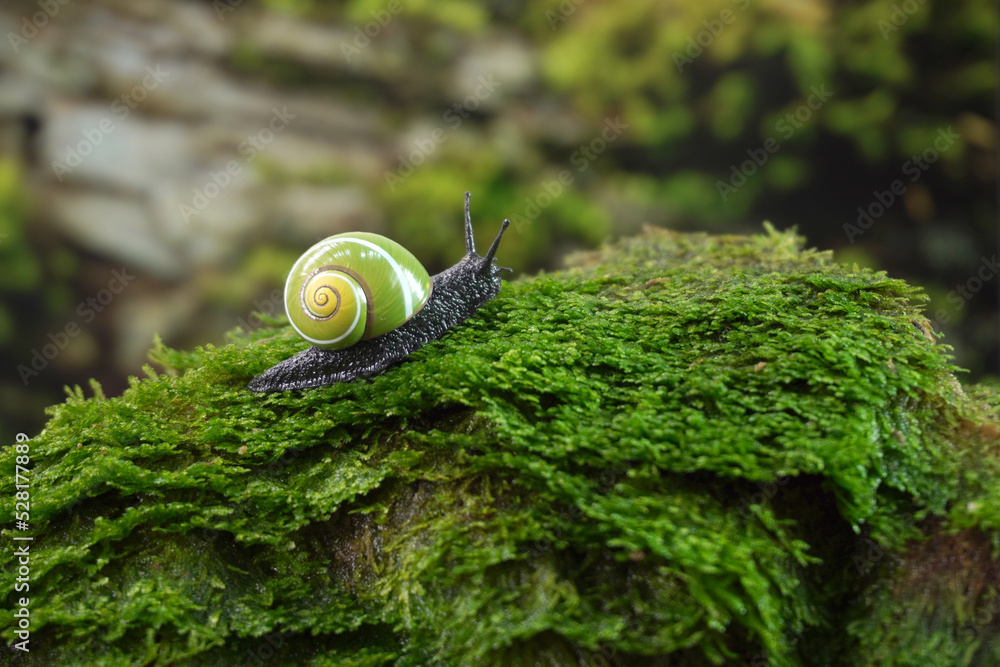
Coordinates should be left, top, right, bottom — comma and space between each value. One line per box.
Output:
248, 192, 511, 392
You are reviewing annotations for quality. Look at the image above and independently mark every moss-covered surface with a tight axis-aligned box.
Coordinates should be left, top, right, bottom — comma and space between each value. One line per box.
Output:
3, 226, 999, 666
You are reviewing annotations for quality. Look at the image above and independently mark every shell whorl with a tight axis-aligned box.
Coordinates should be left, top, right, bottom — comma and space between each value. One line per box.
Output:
297, 267, 367, 347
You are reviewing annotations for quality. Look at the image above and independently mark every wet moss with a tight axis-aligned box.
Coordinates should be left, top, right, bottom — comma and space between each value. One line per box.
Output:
2, 226, 999, 665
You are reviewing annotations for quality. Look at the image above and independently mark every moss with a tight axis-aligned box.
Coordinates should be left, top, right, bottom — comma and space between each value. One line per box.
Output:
3, 226, 999, 665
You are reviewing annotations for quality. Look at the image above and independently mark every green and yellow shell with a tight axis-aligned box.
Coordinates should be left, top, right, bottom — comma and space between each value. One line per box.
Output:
285, 232, 433, 350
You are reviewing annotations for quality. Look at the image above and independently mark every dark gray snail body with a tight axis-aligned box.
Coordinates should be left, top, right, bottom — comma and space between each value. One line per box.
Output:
248, 193, 510, 392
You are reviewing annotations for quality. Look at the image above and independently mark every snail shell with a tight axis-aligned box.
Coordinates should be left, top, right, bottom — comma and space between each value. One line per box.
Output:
286, 233, 432, 350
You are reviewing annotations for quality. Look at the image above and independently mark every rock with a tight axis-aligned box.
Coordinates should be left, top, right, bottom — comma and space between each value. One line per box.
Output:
42, 106, 192, 192
250, 13, 354, 69
3, 227, 997, 665
112, 284, 200, 371
274, 185, 384, 243
43, 189, 184, 278
451, 36, 535, 107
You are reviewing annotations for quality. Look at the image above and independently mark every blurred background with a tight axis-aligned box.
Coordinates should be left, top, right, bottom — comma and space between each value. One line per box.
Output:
0, 0, 995, 443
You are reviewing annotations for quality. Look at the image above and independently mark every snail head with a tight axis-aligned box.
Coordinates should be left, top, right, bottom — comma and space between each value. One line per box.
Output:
462, 191, 512, 276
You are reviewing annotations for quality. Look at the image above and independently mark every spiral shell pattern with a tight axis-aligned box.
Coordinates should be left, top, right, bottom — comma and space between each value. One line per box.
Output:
285, 233, 432, 350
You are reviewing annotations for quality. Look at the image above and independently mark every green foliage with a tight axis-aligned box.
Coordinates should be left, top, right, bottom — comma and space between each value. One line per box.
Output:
0, 159, 39, 325
532, 0, 990, 210
3, 227, 998, 665
0, 158, 83, 445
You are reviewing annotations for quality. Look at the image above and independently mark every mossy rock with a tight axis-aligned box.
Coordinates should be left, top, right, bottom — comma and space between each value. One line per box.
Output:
3, 226, 999, 666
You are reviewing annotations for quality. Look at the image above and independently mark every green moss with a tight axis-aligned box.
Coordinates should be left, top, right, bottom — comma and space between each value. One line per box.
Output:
3, 227, 999, 665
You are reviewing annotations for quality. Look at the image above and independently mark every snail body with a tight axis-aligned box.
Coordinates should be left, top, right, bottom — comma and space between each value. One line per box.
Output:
248, 192, 510, 392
